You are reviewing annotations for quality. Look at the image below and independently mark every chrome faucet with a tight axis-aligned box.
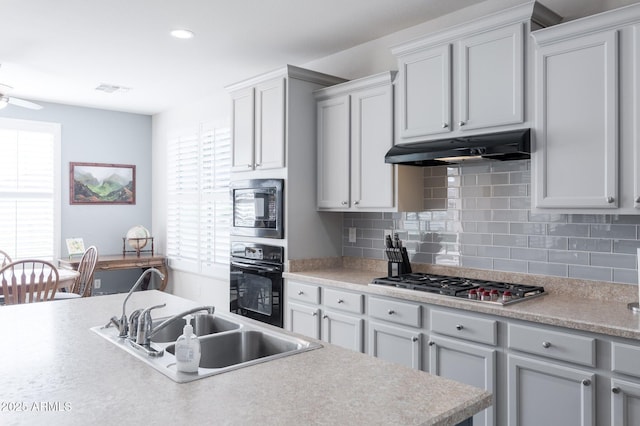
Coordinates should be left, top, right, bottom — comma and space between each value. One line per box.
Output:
112, 268, 166, 337
136, 305, 215, 347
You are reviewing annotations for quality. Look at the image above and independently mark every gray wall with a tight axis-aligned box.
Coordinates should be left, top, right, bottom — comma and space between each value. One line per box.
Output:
344, 160, 640, 286
0, 101, 152, 293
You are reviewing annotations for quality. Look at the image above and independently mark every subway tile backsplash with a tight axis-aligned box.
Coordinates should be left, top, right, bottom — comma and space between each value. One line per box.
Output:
343, 160, 640, 285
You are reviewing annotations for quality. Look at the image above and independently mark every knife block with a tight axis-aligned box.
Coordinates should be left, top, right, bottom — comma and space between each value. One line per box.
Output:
385, 247, 412, 277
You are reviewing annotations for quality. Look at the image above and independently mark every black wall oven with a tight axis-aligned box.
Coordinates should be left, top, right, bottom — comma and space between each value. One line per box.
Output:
230, 179, 284, 239
230, 242, 284, 328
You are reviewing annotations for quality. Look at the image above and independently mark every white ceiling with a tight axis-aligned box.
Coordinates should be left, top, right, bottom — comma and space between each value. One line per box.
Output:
1, 0, 638, 115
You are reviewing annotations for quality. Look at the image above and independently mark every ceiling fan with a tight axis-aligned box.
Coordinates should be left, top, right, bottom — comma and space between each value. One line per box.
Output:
0, 83, 43, 110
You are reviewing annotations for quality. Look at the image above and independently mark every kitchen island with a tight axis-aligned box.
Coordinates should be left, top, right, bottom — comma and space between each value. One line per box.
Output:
0, 291, 490, 425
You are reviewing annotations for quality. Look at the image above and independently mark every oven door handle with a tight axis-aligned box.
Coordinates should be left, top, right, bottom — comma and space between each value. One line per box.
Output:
230, 261, 278, 273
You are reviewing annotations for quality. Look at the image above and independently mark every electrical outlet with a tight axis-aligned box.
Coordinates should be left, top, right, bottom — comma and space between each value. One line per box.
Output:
348, 227, 357, 243
94, 279, 101, 289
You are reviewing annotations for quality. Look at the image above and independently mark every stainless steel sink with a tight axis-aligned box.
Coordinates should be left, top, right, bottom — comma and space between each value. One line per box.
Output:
151, 314, 240, 343
167, 330, 304, 369
91, 310, 321, 383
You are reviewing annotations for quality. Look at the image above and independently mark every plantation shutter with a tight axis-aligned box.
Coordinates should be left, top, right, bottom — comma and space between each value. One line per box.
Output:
167, 124, 231, 275
0, 118, 61, 260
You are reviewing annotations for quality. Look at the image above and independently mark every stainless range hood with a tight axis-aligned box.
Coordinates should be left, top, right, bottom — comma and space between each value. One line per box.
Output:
385, 129, 531, 166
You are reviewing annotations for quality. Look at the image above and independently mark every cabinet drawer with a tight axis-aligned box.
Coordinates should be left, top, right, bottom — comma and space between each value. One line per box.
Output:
369, 296, 421, 328
508, 323, 595, 367
288, 281, 320, 304
323, 287, 364, 314
612, 342, 640, 378
430, 309, 497, 346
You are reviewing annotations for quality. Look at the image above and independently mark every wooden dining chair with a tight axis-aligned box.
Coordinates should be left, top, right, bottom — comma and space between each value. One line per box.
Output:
70, 246, 98, 297
0, 259, 59, 304
0, 249, 11, 268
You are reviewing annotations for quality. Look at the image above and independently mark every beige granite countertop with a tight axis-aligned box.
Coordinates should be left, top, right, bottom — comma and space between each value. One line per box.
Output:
284, 266, 640, 341
0, 291, 490, 426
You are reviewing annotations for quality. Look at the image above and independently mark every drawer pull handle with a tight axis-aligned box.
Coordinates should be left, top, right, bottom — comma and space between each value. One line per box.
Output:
582, 379, 591, 387
428, 341, 435, 346
455, 324, 464, 331
312, 311, 318, 317
612, 387, 621, 394
297, 291, 304, 295
459, 121, 466, 126
542, 341, 551, 349
337, 299, 344, 304
607, 196, 615, 204
411, 336, 419, 343
387, 309, 395, 315
322, 315, 328, 319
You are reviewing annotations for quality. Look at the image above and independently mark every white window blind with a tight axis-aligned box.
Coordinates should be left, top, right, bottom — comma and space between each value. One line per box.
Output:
167, 124, 231, 275
0, 118, 61, 260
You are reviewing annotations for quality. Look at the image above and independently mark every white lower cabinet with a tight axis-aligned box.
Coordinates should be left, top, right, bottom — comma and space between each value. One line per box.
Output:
507, 354, 595, 426
322, 310, 364, 353
285, 280, 364, 352
287, 302, 320, 340
429, 308, 497, 426
611, 341, 640, 425
368, 320, 422, 370
368, 296, 423, 370
611, 378, 640, 425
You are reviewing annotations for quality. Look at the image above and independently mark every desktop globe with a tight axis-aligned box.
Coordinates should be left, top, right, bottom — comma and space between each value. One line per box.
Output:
126, 225, 150, 251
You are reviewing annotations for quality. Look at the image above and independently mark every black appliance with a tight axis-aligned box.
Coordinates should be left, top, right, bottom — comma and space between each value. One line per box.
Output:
371, 273, 545, 306
230, 179, 284, 239
230, 242, 284, 327
384, 128, 530, 166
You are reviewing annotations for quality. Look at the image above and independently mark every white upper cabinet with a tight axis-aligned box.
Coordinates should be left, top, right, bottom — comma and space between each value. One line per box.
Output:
229, 77, 284, 172
315, 72, 422, 212
227, 65, 345, 174
392, 3, 558, 144
397, 44, 451, 138
531, 3, 640, 213
458, 23, 524, 131
533, 31, 618, 209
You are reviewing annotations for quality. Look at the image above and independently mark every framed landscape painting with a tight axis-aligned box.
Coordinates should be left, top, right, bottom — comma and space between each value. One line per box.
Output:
70, 162, 136, 205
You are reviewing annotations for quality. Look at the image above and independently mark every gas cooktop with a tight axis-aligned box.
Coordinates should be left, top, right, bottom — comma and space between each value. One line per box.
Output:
371, 273, 546, 306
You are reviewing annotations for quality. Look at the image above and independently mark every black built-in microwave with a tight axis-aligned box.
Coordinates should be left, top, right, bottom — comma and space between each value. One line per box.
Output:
230, 179, 284, 239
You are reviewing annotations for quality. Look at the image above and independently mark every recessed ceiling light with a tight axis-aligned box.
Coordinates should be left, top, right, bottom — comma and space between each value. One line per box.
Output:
170, 29, 195, 39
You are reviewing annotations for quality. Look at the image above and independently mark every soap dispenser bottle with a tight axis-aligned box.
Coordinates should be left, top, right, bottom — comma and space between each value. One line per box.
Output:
175, 315, 201, 373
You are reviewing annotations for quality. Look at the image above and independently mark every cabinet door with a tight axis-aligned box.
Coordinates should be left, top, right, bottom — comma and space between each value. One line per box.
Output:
397, 44, 451, 139
458, 23, 524, 131
429, 336, 496, 426
287, 302, 320, 340
611, 378, 640, 426
321, 309, 364, 353
534, 30, 618, 209
317, 95, 350, 209
351, 84, 394, 209
255, 77, 285, 170
368, 320, 421, 370
508, 354, 595, 426
230, 87, 255, 172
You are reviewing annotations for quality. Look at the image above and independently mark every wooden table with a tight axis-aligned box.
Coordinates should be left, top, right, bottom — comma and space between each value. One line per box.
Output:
59, 254, 169, 291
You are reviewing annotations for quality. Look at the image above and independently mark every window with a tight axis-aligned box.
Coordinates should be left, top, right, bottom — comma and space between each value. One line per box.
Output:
167, 124, 231, 276
0, 117, 61, 260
